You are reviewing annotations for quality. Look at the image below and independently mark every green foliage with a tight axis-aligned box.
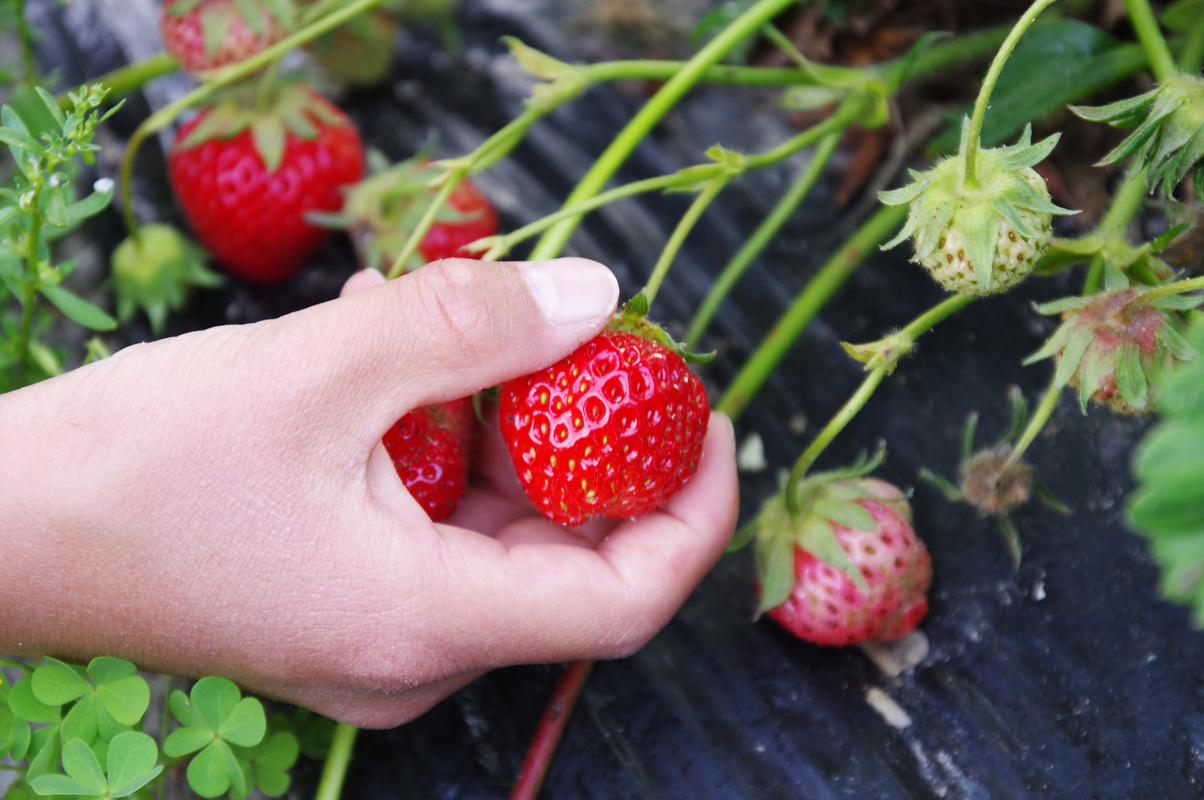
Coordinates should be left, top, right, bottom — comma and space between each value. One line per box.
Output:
931, 18, 1140, 152
1129, 318, 1204, 623
0, 82, 120, 392
0, 660, 308, 800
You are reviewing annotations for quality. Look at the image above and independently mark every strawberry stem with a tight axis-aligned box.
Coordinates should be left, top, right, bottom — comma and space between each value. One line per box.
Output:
1124, 0, 1178, 81
508, 660, 594, 800
643, 174, 732, 308
384, 166, 466, 278
784, 294, 975, 509
963, 0, 1062, 187
715, 204, 908, 422
527, 0, 800, 262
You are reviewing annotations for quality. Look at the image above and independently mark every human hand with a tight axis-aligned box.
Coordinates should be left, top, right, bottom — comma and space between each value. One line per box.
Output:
0, 257, 738, 727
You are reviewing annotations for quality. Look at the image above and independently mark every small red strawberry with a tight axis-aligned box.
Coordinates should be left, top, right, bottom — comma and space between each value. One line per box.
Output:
168, 84, 365, 284
314, 157, 499, 274
383, 397, 475, 522
498, 307, 709, 526
731, 457, 931, 647
160, 0, 293, 74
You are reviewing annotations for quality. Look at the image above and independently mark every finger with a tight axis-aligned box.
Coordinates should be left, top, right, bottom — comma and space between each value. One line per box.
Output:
340, 267, 386, 297
255, 257, 620, 436
442, 412, 738, 666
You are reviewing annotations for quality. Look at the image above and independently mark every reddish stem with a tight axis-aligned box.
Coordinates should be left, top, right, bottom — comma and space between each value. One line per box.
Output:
509, 660, 595, 800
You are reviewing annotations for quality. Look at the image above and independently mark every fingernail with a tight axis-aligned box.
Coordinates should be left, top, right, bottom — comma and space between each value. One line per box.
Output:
521, 258, 619, 325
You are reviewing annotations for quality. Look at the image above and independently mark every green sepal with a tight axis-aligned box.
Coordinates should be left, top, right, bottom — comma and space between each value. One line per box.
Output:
607, 295, 715, 365
250, 116, 286, 173
1116, 341, 1150, 411
112, 224, 223, 334
1053, 324, 1095, 392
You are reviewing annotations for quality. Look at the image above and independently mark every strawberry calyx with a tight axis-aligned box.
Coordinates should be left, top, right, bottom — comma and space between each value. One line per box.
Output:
731, 449, 906, 614
608, 292, 714, 365
1024, 268, 1201, 414
1073, 73, 1204, 199
310, 154, 495, 272
880, 121, 1076, 295
174, 83, 350, 173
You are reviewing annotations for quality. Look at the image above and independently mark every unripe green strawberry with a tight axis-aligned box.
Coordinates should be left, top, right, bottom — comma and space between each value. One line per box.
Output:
1025, 285, 1201, 415
880, 123, 1075, 296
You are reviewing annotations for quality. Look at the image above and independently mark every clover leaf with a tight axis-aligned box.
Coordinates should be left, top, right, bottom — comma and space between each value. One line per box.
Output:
234, 731, 300, 798
29, 657, 149, 744
163, 677, 267, 799
0, 673, 33, 761
29, 732, 162, 798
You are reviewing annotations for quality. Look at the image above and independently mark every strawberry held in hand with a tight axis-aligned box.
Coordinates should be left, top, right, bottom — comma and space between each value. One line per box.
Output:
733, 457, 931, 646
383, 397, 475, 522
160, 0, 293, 74
499, 300, 709, 526
168, 85, 364, 284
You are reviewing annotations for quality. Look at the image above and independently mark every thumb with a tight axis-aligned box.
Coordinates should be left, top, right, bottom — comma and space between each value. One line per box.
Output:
259, 257, 620, 433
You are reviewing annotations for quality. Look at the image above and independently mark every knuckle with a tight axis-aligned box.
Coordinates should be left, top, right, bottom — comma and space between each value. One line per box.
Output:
412, 261, 496, 353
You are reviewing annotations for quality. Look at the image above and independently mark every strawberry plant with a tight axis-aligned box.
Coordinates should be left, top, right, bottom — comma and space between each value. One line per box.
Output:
14, 0, 1204, 795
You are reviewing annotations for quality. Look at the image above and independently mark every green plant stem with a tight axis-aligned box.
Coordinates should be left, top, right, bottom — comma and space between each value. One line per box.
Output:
117, 0, 388, 235
1179, 7, 1204, 73
315, 723, 358, 800
964, 0, 1061, 186
783, 294, 975, 496
688, 133, 841, 348
644, 175, 732, 306
528, 0, 798, 262
509, 660, 594, 800
56, 53, 180, 110
385, 168, 465, 278
715, 203, 908, 422
13, 171, 45, 388
1124, 0, 1178, 81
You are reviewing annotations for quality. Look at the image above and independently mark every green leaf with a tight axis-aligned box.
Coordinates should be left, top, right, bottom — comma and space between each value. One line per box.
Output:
9, 675, 60, 725
219, 698, 267, 748
39, 285, 118, 331
186, 741, 245, 799
62, 181, 114, 226
932, 19, 1138, 151
29, 660, 86, 707
104, 732, 163, 797
163, 726, 216, 758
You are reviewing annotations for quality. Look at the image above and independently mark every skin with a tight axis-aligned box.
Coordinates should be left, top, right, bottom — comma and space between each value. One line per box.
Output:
0, 257, 738, 728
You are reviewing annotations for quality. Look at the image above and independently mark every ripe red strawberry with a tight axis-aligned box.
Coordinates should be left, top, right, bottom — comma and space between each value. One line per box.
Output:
316, 157, 499, 274
168, 85, 364, 284
498, 313, 709, 526
382, 398, 475, 522
160, 0, 292, 74
765, 479, 931, 646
